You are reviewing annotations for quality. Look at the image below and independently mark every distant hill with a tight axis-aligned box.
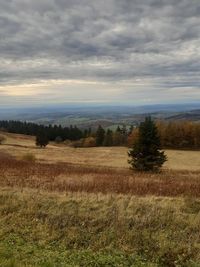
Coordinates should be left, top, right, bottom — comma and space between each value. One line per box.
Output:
0, 103, 199, 128
166, 110, 200, 122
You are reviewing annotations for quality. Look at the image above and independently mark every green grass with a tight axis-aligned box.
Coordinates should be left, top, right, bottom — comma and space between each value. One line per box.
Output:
0, 190, 200, 266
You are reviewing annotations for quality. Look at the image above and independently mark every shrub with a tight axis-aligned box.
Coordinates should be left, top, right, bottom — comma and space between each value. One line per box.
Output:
0, 135, 6, 145
36, 132, 49, 148
55, 136, 63, 144
71, 139, 84, 148
83, 137, 96, 147
64, 139, 72, 146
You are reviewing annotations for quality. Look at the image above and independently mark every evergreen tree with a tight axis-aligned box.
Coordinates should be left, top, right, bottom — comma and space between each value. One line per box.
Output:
128, 117, 167, 171
103, 129, 113, 146
116, 126, 121, 133
55, 136, 63, 143
96, 125, 105, 146
113, 126, 124, 146
36, 131, 49, 148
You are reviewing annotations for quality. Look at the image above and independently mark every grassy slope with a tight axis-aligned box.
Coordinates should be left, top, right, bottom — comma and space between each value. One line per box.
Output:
0, 133, 200, 266
0, 190, 200, 267
1, 132, 200, 170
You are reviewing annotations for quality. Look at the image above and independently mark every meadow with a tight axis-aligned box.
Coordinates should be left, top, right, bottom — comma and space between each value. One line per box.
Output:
0, 132, 200, 266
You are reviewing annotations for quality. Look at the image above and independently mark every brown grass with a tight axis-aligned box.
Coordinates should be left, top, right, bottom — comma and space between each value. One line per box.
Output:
1, 152, 200, 197
1, 131, 200, 171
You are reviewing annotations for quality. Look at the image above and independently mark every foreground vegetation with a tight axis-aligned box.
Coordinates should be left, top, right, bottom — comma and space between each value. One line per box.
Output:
0, 151, 200, 266
0, 190, 200, 266
1, 131, 200, 171
1, 152, 200, 197
0, 133, 200, 266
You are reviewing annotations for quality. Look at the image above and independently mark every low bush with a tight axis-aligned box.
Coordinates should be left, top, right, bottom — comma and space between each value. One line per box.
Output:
83, 137, 96, 147
0, 135, 6, 145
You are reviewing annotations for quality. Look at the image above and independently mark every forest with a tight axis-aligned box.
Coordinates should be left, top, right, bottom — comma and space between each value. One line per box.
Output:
0, 119, 200, 149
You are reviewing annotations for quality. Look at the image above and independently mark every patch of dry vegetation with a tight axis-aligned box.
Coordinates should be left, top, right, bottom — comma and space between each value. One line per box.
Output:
0, 189, 200, 266
1, 133, 200, 266
1, 152, 200, 197
1, 131, 200, 171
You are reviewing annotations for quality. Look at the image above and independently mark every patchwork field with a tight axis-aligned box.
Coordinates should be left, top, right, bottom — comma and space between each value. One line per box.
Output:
0, 132, 200, 266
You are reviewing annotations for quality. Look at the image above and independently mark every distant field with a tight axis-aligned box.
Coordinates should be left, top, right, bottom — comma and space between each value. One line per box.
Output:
1, 131, 200, 171
1, 132, 200, 266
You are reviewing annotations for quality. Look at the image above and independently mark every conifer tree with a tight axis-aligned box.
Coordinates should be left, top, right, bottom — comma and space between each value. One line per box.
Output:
96, 125, 105, 146
128, 117, 167, 171
36, 131, 49, 148
103, 129, 113, 146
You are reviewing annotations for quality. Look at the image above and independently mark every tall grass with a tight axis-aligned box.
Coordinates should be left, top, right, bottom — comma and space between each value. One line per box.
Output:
0, 190, 200, 266
0, 152, 200, 197
1, 152, 200, 266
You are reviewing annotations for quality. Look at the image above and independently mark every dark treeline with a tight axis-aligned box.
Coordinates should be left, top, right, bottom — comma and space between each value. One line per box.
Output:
1, 120, 200, 150
0, 120, 83, 141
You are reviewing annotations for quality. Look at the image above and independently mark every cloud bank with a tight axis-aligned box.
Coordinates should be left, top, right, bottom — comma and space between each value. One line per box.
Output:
0, 0, 200, 106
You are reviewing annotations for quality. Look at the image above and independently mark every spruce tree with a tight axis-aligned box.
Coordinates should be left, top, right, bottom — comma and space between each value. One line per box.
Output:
128, 117, 167, 171
36, 131, 49, 148
96, 125, 105, 146
103, 129, 113, 146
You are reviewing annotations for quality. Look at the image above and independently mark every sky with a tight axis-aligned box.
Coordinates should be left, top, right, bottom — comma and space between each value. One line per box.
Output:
0, 0, 200, 107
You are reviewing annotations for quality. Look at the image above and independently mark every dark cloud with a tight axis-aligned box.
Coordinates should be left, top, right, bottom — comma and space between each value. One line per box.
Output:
0, 0, 200, 104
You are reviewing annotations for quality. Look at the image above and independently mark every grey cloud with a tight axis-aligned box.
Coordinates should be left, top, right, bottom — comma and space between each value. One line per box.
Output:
0, 0, 200, 104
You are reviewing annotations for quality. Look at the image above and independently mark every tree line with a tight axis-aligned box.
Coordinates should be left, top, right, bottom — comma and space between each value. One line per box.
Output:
1, 119, 200, 150
156, 121, 200, 149
0, 120, 83, 141
128, 121, 200, 150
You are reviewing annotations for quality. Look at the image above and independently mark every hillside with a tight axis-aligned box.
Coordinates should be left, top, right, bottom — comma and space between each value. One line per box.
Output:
166, 109, 200, 122
0, 132, 200, 266
1, 132, 200, 170
1, 104, 200, 129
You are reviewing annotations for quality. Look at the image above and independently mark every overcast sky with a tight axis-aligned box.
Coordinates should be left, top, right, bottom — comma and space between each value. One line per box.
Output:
0, 0, 200, 107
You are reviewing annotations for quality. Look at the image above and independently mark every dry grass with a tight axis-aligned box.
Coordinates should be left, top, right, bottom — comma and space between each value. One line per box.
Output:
1, 132, 200, 197
1, 131, 200, 170
1, 133, 200, 266
0, 189, 200, 266
0, 151, 200, 197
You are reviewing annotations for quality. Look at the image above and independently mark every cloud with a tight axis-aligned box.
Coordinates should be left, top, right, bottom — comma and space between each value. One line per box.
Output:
0, 0, 200, 105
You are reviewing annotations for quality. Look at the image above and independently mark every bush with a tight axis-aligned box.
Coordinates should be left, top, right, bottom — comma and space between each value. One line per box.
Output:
70, 137, 97, 148
36, 132, 49, 148
63, 139, 72, 146
55, 136, 63, 144
70, 139, 84, 148
0, 135, 6, 145
83, 137, 96, 147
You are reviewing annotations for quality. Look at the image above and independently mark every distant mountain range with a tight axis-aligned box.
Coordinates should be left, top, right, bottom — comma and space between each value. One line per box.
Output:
0, 103, 199, 129
165, 110, 200, 121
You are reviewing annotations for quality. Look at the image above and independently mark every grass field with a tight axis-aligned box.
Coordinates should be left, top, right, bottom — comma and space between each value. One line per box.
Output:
1, 132, 200, 170
0, 132, 200, 266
